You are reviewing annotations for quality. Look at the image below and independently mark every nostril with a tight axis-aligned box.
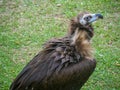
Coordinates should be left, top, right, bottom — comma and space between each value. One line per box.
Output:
89, 16, 92, 19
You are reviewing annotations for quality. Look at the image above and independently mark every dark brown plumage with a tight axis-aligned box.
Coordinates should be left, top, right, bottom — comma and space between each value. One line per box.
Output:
10, 12, 103, 90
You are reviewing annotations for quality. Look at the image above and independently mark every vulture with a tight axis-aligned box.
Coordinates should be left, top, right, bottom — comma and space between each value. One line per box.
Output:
10, 12, 103, 90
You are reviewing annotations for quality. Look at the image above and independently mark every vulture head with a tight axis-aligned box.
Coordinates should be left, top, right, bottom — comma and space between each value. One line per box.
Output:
68, 12, 103, 38
79, 12, 103, 26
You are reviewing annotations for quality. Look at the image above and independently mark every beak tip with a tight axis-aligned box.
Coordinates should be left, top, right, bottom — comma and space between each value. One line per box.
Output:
96, 13, 103, 19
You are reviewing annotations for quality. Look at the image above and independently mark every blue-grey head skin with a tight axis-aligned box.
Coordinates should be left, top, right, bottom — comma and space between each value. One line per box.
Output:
80, 13, 103, 25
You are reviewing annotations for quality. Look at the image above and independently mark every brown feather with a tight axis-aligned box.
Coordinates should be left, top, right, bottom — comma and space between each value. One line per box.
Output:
10, 12, 96, 90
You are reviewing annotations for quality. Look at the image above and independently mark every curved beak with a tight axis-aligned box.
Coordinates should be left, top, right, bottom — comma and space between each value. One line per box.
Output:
89, 13, 103, 23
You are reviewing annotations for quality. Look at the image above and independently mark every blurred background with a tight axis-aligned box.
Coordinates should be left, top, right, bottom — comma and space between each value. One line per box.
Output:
0, 0, 120, 90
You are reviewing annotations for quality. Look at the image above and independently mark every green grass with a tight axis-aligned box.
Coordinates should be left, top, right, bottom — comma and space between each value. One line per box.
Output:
0, 0, 120, 90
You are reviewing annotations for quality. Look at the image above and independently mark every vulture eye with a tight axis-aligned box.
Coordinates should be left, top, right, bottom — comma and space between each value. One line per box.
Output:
84, 16, 92, 21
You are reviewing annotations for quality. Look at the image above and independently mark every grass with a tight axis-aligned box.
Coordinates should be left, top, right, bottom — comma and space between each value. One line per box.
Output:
0, 0, 120, 90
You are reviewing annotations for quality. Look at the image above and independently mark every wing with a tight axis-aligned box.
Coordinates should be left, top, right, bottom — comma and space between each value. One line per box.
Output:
10, 38, 71, 90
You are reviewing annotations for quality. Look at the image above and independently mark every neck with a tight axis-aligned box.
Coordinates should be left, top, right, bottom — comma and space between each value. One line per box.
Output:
68, 18, 94, 59
71, 28, 93, 60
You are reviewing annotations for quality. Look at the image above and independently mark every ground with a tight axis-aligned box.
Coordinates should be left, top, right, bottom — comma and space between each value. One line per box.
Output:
0, 0, 120, 90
